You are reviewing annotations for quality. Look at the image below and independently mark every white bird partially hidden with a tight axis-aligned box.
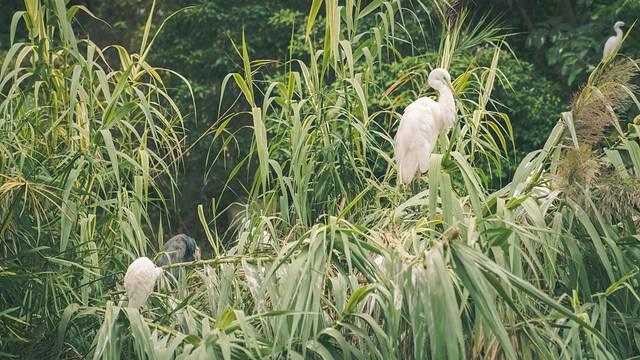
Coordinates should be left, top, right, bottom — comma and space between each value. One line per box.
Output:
395, 68, 456, 184
124, 257, 164, 309
603, 21, 625, 60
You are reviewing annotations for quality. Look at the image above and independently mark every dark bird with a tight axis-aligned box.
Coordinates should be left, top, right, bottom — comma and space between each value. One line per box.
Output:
156, 234, 201, 274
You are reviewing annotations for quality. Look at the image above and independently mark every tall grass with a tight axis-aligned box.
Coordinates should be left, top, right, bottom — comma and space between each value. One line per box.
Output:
0, 0, 188, 356
1, 0, 640, 359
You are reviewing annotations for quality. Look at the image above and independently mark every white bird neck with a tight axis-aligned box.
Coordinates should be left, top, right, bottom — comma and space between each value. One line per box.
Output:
437, 86, 456, 127
614, 24, 624, 37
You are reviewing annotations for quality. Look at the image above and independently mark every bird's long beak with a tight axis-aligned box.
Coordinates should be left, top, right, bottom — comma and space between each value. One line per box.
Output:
447, 81, 456, 96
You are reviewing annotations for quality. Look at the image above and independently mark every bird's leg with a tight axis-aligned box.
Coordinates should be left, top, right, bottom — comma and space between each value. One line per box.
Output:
411, 176, 420, 196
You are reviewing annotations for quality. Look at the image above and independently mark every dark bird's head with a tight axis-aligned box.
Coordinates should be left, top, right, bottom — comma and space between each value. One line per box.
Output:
183, 235, 198, 262
156, 234, 201, 268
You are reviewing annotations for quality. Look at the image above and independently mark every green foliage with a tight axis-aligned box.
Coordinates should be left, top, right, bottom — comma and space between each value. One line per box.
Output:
0, 0, 22, 49
478, 50, 565, 153
472, 0, 640, 87
0, 0, 188, 355
2, 0, 640, 359
472, 48, 566, 184
145, 0, 311, 237
527, 21, 600, 86
151, 0, 305, 109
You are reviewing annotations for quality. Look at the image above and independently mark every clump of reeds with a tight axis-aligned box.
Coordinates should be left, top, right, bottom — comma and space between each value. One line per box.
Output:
595, 169, 640, 221
571, 58, 638, 144
555, 58, 639, 206
552, 144, 600, 201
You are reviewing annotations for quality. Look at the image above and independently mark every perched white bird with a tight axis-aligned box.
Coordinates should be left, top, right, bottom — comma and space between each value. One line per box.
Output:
603, 21, 625, 60
124, 257, 164, 308
395, 68, 456, 184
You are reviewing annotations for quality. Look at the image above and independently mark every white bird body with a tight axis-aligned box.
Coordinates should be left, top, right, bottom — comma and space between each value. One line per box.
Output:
603, 21, 625, 60
124, 257, 164, 308
395, 68, 456, 184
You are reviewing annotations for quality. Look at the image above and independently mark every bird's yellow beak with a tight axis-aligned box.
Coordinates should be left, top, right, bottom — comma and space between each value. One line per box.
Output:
447, 81, 456, 96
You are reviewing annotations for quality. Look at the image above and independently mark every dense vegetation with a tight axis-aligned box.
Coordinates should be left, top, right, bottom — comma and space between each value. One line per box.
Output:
1, 0, 639, 358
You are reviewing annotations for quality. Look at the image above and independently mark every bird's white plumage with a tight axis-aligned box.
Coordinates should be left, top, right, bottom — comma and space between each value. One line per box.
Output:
603, 21, 624, 60
395, 98, 439, 184
124, 257, 164, 308
394, 68, 456, 184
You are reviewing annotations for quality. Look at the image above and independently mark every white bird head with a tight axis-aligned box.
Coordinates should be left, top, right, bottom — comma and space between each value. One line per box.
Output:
614, 21, 625, 30
427, 68, 455, 95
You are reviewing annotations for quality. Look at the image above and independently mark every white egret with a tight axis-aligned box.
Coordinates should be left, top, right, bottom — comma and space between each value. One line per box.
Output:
124, 257, 164, 308
394, 68, 456, 184
603, 21, 625, 60
156, 234, 201, 276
